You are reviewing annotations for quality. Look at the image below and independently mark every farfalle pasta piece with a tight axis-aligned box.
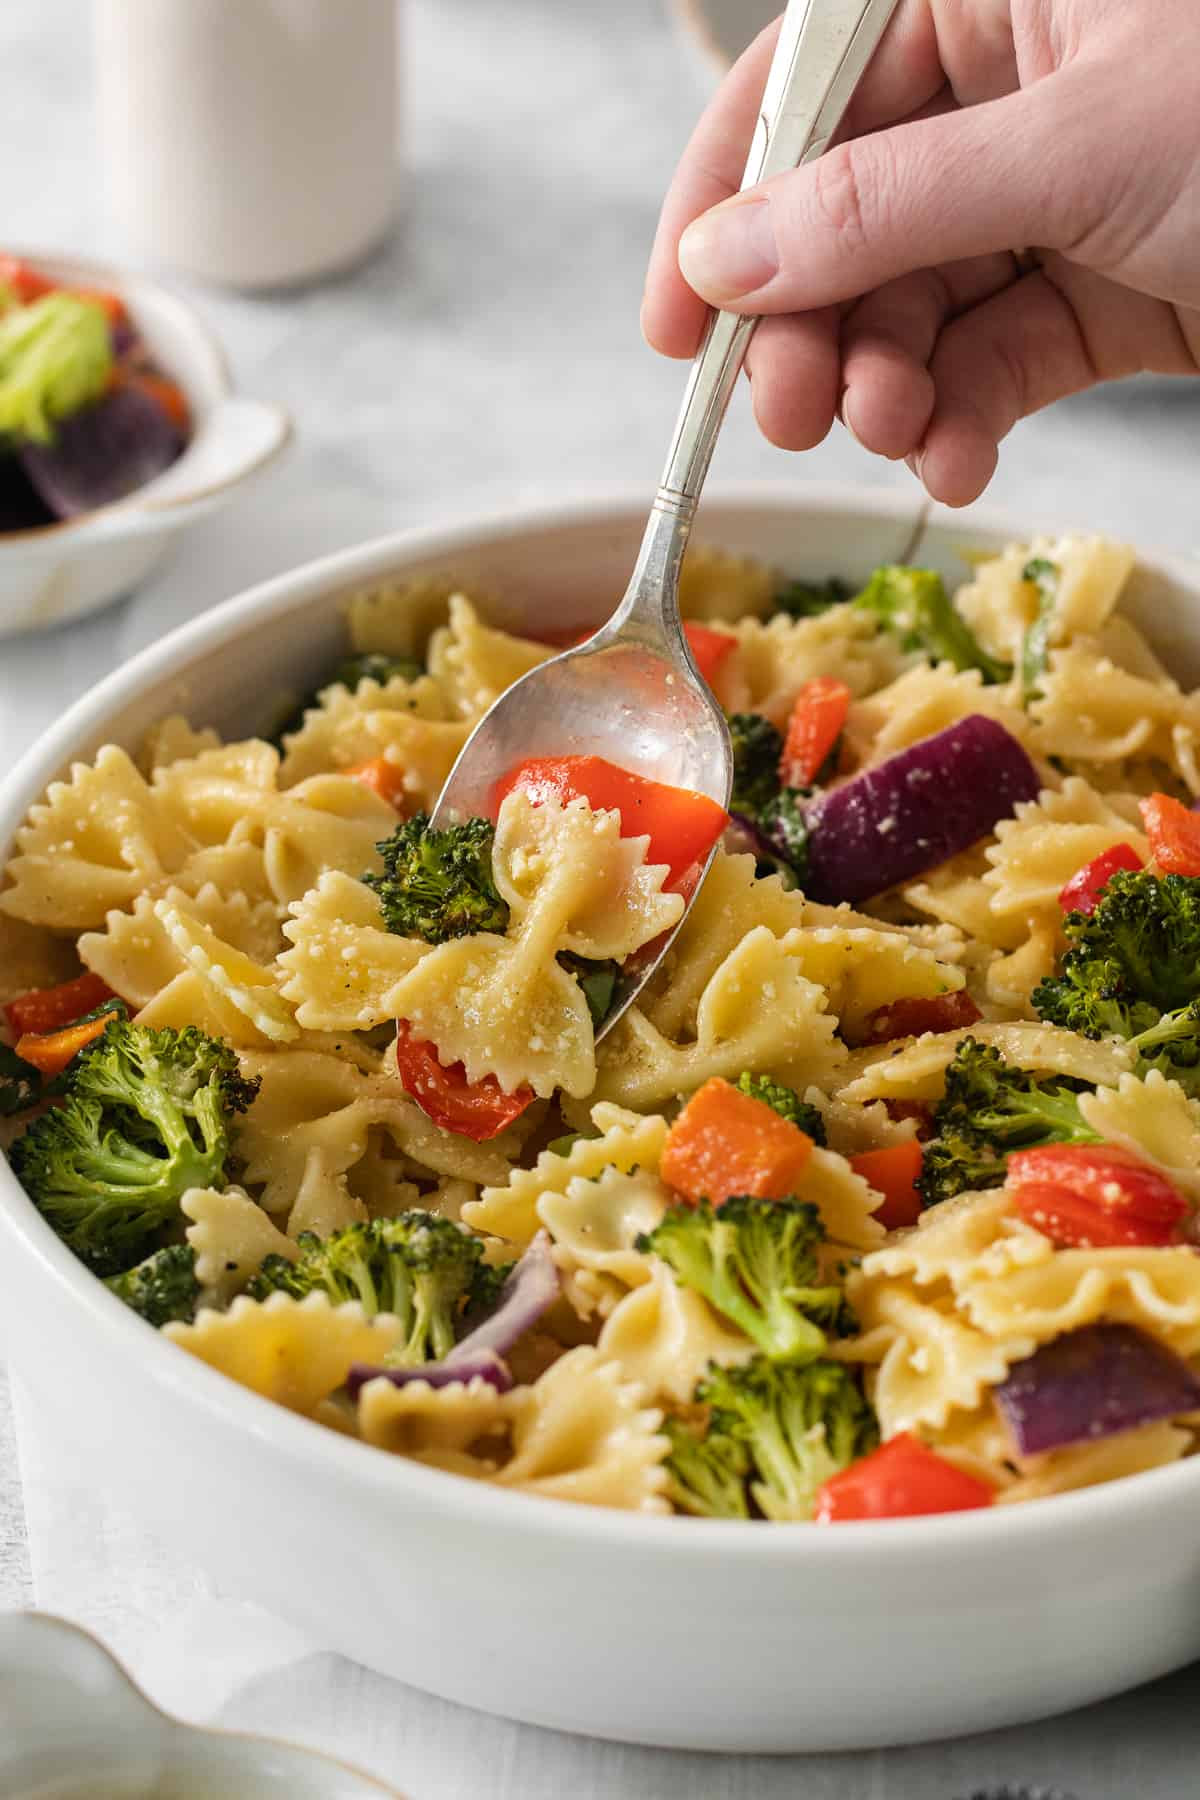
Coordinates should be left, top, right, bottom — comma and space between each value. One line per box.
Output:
597, 1261, 755, 1403
494, 1346, 670, 1513
919, 1401, 1018, 1490
1079, 1070, 1200, 1203
589, 927, 845, 1115
164, 1292, 403, 1416
538, 1163, 670, 1319
795, 1145, 885, 1251
709, 604, 898, 726
0, 745, 196, 929
903, 847, 1024, 953
181, 1185, 298, 1306
983, 778, 1148, 927
345, 573, 465, 660
153, 899, 298, 1043
837, 1276, 1037, 1435
954, 534, 1134, 664
863, 1188, 1053, 1294
426, 594, 551, 720
677, 544, 776, 621
387, 794, 682, 1099
356, 1374, 510, 1472
79, 885, 285, 1011
783, 924, 965, 1040
137, 714, 223, 775
1032, 639, 1190, 770
277, 871, 425, 1031
983, 919, 1061, 1015
996, 1422, 1190, 1505
464, 1103, 670, 1246
845, 662, 1036, 770
962, 1247, 1200, 1359
0, 911, 79, 1003
276, 668, 466, 792
835, 1021, 1134, 1107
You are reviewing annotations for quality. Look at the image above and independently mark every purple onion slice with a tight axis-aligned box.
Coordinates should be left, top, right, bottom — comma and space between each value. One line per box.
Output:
346, 1346, 512, 1402
447, 1229, 560, 1364
21, 382, 182, 519
802, 714, 1040, 905
995, 1324, 1200, 1457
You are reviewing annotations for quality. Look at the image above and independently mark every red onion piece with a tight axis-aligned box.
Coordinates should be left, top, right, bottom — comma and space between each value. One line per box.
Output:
802, 714, 1040, 904
447, 1229, 560, 1364
994, 1323, 1200, 1457
20, 383, 182, 518
346, 1346, 512, 1402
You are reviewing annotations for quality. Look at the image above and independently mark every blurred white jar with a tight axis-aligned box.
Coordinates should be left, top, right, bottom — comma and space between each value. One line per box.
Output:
95, 0, 399, 289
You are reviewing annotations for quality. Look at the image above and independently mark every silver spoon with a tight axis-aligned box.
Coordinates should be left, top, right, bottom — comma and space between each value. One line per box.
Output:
433, 0, 901, 1038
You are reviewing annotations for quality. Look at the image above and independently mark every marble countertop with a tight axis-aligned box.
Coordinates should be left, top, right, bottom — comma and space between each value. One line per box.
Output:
3, 1, 1200, 1795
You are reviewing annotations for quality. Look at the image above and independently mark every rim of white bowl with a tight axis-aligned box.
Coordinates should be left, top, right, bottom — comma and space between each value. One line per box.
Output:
5, 478, 1200, 1560
0, 246, 291, 543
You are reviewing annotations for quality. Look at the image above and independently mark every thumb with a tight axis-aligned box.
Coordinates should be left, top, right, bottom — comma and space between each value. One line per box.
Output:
677, 77, 1100, 313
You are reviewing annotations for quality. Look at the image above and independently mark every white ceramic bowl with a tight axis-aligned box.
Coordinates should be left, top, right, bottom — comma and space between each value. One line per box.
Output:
3, 486, 1200, 1755
0, 251, 291, 638
669, 0, 779, 74
0, 1612, 405, 1797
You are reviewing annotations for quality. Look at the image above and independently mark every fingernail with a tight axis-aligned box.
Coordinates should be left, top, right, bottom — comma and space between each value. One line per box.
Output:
678, 197, 779, 302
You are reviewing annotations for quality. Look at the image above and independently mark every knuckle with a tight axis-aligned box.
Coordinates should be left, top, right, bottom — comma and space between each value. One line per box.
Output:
807, 143, 879, 255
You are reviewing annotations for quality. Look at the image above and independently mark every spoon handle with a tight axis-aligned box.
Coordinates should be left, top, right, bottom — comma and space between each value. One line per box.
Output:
660, 0, 901, 509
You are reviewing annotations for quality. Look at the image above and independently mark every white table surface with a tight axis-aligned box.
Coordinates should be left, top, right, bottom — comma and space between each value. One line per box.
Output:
3, 2, 1200, 1794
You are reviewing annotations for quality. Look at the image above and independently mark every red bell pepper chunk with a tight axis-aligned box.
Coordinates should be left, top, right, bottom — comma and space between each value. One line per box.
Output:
4, 971, 118, 1038
15, 1010, 121, 1077
392, 1022, 533, 1142
815, 1432, 994, 1522
493, 754, 728, 890
1057, 842, 1143, 915
682, 622, 737, 686
1009, 1182, 1180, 1249
859, 988, 982, 1046
0, 255, 55, 305
1006, 1142, 1189, 1248
780, 677, 851, 788
849, 1140, 924, 1231
1140, 792, 1200, 877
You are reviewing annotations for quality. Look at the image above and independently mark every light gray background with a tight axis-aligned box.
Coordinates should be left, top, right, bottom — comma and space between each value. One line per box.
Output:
2, 1, 1199, 1794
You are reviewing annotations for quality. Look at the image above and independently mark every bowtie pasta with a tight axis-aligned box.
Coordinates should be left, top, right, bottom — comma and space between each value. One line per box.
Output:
7, 534, 1200, 1524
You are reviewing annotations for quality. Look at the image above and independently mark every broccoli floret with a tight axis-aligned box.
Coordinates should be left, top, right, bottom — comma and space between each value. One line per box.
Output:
699, 1357, 878, 1521
775, 576, 850, 618
637, 1195, 849, 1361
0, 1042, 41, 1117
557, 952, 621, 1028
246, 1212, 488, 1366
0, 292, 113, 444
1019, 556, 1060, 702
757, 787, 810, 883
728, 713, 784, 816
9, 1020, 258, 1276
105, 1243, 201, 1327
735, 1072, 826, 1146
365, 813, 510, 943
918, 1038, 1099, 1206
1032, 872, 1200, 1092
663, 1413, 751, 1519
852, 564, 1011, 684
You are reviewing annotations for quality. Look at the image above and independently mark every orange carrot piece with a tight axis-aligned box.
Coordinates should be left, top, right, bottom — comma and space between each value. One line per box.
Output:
1140, 792, 1200, 877
15, 1010, 120, 1076
345, 756, 409, 812
660, 1076, 814, 1205
849, 1141, 924, 1232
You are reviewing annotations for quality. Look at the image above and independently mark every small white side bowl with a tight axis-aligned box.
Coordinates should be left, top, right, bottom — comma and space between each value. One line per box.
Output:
0, 251, 291, 637
0, 1612, 405, 1797
3, 487, 1200, 1753
668, 0, 779, 74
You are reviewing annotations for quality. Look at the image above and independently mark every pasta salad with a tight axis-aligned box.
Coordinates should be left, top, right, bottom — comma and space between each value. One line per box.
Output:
6, 534, 1200, 1522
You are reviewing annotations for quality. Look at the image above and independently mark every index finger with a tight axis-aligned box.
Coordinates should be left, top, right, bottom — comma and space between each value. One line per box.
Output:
641, 1, 942, 358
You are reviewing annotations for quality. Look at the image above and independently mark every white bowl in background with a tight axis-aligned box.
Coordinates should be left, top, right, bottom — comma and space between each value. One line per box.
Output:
669, 0, 779, 73
0, 251, 291, 638
0, 1612, 405, 1797
2, 486, 1200, 1754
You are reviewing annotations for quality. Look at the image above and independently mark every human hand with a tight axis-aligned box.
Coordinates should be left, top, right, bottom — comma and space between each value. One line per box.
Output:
642, 1, 1200, 504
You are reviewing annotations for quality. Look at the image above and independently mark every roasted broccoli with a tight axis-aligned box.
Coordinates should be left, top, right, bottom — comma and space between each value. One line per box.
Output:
8, 1019, 258, 1276
246, 1212, 492, 1366
729, 712, 784, 817
698, 1356, 879, 1521
1032, 870, 1200, 1090
775, 575, 850, 619
365, 813, 510, 943
735, 1072, 826, 1146
918, 1038, 1099, 1206
851, 564, 1011, 684
1018, 556, 1060, 702
557, 952, 621, 1028
662, 1413, 751, 1519
104, 1243, 201, 1327
636, 1195, 850, 1361
0, 1042, 40, 1117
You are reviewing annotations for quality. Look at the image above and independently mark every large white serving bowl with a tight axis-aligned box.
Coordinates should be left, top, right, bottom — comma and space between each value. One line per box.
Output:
3, 486, 1200, 1754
